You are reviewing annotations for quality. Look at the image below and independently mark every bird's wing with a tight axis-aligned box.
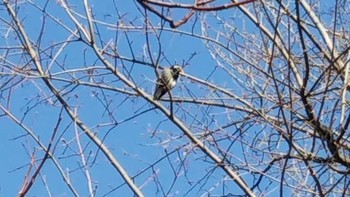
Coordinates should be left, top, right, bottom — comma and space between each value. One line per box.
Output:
153, 68, 176, 100
161, 69, 171, 83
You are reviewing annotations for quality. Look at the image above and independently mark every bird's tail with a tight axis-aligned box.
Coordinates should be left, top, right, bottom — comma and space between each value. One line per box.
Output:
153, 88, 161, 100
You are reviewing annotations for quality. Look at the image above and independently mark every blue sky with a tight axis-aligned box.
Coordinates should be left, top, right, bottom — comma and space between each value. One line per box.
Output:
1, 0, 347, 196
0, 1, 227, 196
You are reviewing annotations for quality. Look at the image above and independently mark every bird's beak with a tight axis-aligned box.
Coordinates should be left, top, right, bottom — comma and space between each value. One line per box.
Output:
179, 67, 184, 74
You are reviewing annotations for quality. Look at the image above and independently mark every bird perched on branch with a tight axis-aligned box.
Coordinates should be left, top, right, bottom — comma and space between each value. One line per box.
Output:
153, 65, 183, 100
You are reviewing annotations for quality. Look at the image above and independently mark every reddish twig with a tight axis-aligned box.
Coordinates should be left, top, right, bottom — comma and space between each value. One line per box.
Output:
137, 0, 257, 28
141, 0, 257, 11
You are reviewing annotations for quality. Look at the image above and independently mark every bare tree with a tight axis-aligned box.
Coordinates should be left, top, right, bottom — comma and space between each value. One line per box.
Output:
1, 0, 349, 196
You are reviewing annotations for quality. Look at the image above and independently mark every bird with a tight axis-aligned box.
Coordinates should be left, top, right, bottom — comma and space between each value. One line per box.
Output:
153, 65, 183, 100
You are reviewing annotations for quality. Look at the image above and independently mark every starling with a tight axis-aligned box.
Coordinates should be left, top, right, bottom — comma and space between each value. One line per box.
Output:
153, 65, 183, 100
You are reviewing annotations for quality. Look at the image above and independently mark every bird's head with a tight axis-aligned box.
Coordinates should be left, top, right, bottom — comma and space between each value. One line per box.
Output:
170, 65, 184, 74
